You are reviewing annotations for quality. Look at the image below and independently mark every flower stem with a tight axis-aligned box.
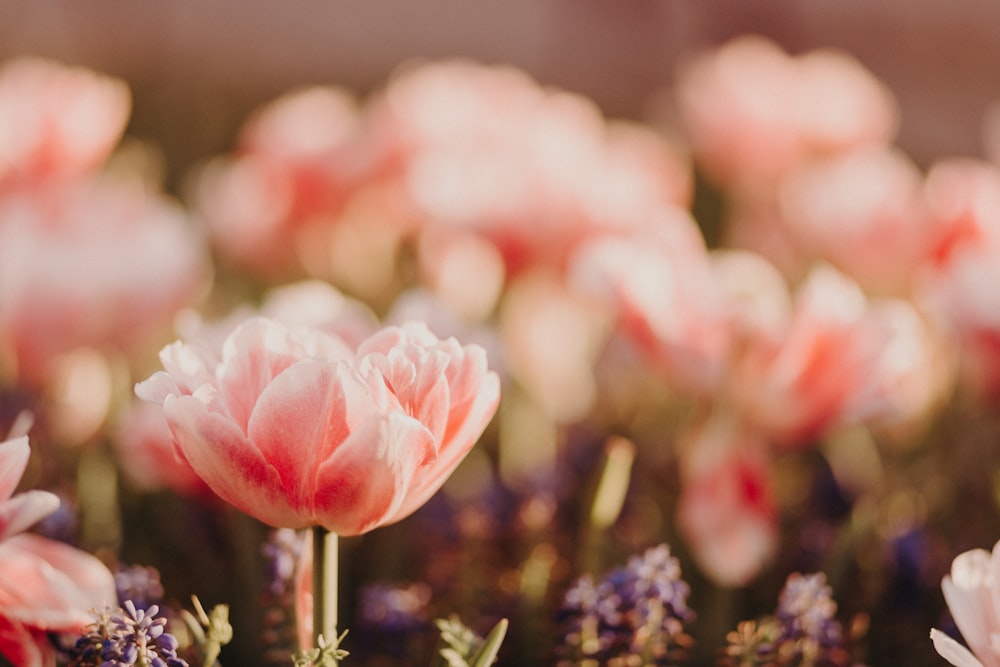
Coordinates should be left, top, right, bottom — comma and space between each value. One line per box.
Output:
312, 526, 339, 648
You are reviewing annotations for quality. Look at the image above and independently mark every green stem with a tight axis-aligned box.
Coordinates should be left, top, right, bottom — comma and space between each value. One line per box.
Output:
312, 526, 339, 648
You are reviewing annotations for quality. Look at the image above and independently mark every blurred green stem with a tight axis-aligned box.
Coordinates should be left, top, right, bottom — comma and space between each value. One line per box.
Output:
313, 526, 339, 649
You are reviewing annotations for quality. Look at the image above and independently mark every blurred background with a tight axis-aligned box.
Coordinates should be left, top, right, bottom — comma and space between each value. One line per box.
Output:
4, 3, 1000, 666
3, 1, 999, 183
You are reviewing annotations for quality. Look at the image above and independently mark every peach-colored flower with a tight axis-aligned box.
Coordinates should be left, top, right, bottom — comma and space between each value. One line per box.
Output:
135, 318, 500, 535
369, 60, 690, 278
499, 270, 612, 423
0, 57, 130, 190
728, 265, 901, 445
0, 177, 209, 385
931, 540, 1000, 667
916, 160, 1000, 399
195, 86, 387, 278
675, 35, 897, 190
676, 413, 777, 587
0, 436, 117, 667
113, 401, 209, 496
123, 281, 380, 497
778, 146, 928, 295
568, 211, 730, 395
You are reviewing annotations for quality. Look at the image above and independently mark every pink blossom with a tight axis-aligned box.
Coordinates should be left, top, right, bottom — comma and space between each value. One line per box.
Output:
916, 160, 1000, 399
778, 146, 928, 295
0, 177, 209, 385
931, 540, 1000, 667
195, 85, 391, 278
727, 265, 903, 445
369, 60, 690, 278
0, 57, 130, 190
135, 319, 500, 535
121, 280, 379, 497
114, 401, 209, 496
568, 211, 730, 395
676, 36, 897, 190
499, 270, 612, 423
675, 413, 777, 587
0, 436, 117, 666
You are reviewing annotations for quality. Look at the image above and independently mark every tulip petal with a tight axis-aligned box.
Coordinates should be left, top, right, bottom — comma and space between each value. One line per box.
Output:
216, 318, 355, 433
0, 615, 47, 667
314, 411, 435, 535
932, 629, 987, 667
361, 345, 451, 444
164, 392, 298, 528
247, 358, 380, 519
0, 436, 30, 503
393, 364, 500, 520
944, 549, 997, 667
0, 533, 115, 631
0, 490, 60, 543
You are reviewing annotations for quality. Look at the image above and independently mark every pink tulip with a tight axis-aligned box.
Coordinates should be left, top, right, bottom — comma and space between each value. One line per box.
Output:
368, 60, 690, 277
114, 401, 210, 496
778, 146, 928, 295
195, 85, 393, 279
568, 213, 731, 396
915, 161, 1000, 400
0, 57, 130, 190
728, 265, 896, 445
675, 36, 897, 191
135, 318, 500, 535
676, 413, 777, 587
0, 436, 117, 666
0, 177, 209, 386
931, 540, 1000, 667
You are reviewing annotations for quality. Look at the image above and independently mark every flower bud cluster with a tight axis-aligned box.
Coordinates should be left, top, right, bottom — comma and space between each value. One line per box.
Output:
720, 572, 865, 667
557, 544, 694, 665
69, 601, 188, 667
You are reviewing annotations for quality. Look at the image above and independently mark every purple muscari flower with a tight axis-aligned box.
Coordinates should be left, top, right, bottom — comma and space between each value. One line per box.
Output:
351, 582, 434, 663
358, 582, 432, 633
68, 601, 188, 667
260, 528, 306, 666
720, 572, 866, 667
261, 527, 305, 597
115, 564, 165, 612
775, 572, 843, 649
557, 544, 694, 665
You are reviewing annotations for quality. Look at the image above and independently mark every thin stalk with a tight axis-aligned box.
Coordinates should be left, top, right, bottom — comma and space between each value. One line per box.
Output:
312, 526, 339, 648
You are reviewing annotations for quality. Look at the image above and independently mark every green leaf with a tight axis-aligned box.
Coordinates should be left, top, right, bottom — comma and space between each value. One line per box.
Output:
466, 618, 508, 667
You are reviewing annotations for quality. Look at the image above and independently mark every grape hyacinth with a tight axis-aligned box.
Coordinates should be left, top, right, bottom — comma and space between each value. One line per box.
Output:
557, 544, 695, 666
260, 528, 307, 666
68, 600, 188, 667
352, 582, 434, 664
115, 564, 166, 612
719, 572, 866, 667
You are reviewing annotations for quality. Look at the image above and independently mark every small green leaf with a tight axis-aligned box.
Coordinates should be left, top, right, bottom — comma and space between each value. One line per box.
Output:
466, 618, 508, 667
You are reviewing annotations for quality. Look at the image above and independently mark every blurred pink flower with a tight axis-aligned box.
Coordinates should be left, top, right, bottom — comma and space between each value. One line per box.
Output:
676, 35, 897, 190
676, 413, 777, 587
113, 401, 209, 496
917, 160, 1000, 399
0, 57, 130, 190
499, 270, 611, 423
778, 146, 928, 295
0, 177, 209, 385
568, 211, 730, 395
931, 540, 1000, 667
195, 85, 395, 279
728, 265, 900, 445
369, 59, 690, 278
0, 436, 117, 666
135, 318, 500, 535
